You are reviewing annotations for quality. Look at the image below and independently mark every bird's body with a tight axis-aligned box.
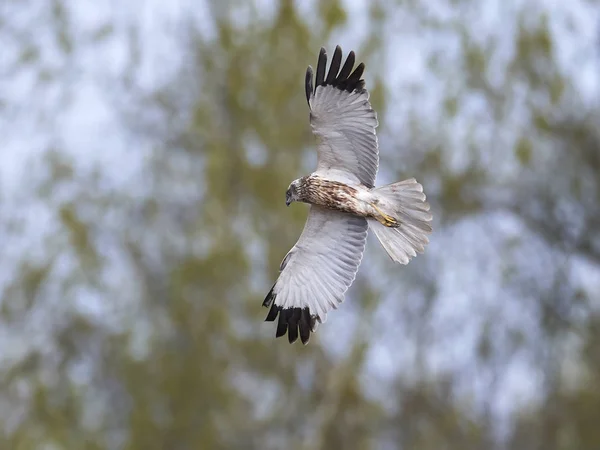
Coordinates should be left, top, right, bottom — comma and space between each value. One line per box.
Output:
263, 46, 433, 344
291, 175, 398, 227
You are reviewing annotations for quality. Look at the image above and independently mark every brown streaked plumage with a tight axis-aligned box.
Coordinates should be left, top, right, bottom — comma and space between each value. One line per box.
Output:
289, 175, 398, 227
297, 176, 363, 214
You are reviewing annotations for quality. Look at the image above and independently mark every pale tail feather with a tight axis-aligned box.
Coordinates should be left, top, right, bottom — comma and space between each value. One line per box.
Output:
369, 178, 432, 264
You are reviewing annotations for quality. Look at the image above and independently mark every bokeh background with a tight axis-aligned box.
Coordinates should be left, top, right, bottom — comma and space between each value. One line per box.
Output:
2, 0, 600, 448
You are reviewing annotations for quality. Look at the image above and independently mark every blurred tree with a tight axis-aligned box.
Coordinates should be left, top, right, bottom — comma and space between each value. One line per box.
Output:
0, 0, 599, 449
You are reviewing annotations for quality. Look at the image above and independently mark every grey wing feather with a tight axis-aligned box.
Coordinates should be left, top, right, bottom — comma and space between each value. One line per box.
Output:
305, 46, 379, 188
263, 205, 368, 344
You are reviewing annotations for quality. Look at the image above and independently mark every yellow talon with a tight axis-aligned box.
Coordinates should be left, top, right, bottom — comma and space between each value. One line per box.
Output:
372, 204, 399, 227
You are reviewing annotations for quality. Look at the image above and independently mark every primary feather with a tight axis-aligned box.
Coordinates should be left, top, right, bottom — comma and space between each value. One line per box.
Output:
264, 206, 368, 345
306, 46, 379, 188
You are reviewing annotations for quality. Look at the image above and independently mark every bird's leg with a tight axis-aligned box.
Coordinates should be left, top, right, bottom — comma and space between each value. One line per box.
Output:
371, 203, 399, 227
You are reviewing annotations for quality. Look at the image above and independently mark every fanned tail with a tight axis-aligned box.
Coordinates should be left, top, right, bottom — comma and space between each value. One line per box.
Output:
369, 178, 432, 264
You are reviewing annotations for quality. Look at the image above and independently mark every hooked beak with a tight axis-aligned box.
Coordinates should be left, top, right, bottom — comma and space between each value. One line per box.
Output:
286, 199, 291, 207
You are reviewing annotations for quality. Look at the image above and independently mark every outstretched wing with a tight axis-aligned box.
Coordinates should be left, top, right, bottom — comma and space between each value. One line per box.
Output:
305, 46, 379, 188
263, 205, 368, 345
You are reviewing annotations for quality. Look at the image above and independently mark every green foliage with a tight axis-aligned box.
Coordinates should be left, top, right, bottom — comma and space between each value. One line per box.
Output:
515, 137, 532, 166
1, 0, 600, 449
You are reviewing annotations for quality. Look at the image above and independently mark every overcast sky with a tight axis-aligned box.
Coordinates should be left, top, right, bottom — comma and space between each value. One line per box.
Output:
1, 0, 599, 437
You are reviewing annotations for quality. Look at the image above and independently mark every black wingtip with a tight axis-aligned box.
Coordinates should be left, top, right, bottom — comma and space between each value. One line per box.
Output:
311, 46, 366, 94
265, 301, 279, 322
325, 45, 342, 85
276, 309, 288, 338
264, 305, 315, 345
345, 62, 365, 92
305, 66, 314, 105
262, 284, 276, 308
315, 47, 327, 89
299, 308, 312, 345
287, 308, 302, 344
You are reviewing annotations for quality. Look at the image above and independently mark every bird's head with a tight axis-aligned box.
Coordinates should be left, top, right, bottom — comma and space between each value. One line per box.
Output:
286, 179, 302, 207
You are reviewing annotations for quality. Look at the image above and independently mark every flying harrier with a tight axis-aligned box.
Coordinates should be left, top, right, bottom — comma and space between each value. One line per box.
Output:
263, 46, 432, 345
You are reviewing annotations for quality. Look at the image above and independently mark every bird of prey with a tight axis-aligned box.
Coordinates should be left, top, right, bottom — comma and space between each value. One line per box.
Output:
263, 46, 432, 345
